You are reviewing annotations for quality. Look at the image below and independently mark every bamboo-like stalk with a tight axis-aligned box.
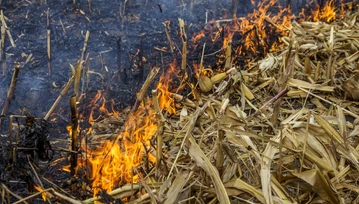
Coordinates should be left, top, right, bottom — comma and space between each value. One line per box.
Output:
117, 36, 127, 82
152, 90, 164, 179
69, 96, 78, 185
224, 40, 232, 69
245, 88, 289, 121
163, 21, 174, 53
1, 11, 5, 76
131, 66, 159, 113
179, 18, 187, 77
88, 0, 92, 12
0, 65, 20, 128
1, 11, 15, 48
232, 0, 238, 18
47, 9, 51, 75
200, 43, 206, 71
190, 0, 194, 16
44, 76, 74, 121
73, 60, 82, 97
314, 61, 320, 82
138, 37, 144, 80
81, 31, 90, 61
215, 129, 224, 172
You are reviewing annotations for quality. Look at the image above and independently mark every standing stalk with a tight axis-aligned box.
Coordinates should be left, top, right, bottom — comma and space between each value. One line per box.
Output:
0, 65, 20, 128
117, 36, 127, 82
1, 11, 6, 76
73, 60, 82, 97
179, 18, 187, 79
152, 90, 164, 179
44, 76, 74, 121
163, 21, 174, 53
69, 96, 78, 190
131, 66, 159, 113
224, 40, 232, 70
47, 9, 51, 75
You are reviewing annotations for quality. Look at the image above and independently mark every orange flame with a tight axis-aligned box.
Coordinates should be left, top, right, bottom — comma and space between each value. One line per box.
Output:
34, 185, 47, 201
79, 60, 180, 197
86, 107, 157, 196
312, 0, 336, 23
156, 61, 179, 115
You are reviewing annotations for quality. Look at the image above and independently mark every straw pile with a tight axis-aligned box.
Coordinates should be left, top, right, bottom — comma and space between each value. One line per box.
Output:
85, 9, 359, 204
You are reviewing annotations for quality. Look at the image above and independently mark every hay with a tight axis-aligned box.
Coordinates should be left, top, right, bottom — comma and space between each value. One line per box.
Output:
85, 9, 359, 204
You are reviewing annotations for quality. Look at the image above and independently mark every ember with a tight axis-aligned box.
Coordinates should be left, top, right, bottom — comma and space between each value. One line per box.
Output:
0, 0, 359, 203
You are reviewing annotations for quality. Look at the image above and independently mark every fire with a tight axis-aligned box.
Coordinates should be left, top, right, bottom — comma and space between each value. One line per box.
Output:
156, 61, 179, 115
312, 0, 336, 22
70, 0, 353, 199
192, 29, 205, 44
86, 106, 157, 196
77, 59, 179, 197
88, 90, 120, 125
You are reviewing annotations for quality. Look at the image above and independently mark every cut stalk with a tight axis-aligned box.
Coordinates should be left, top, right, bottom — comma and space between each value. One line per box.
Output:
73, 60, 82, 97
0, 65, 20, 128
179, 18, 187, 78
69, 96, 78, 186
152, 90, 164, 179
215, 129, 224, 172
47, 9, 51, 75
44, 76, 74, 121
224, 40, 232, 69
1, 11, 5, 76
131, 66, 159, 113
163, 21, 174, 53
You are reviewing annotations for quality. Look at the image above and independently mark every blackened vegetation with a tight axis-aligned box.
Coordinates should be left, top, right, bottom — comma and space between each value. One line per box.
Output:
2, 116, 52, 201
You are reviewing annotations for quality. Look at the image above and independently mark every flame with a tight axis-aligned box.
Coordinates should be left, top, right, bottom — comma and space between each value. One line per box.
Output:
86, 107, 157, 196
88, 90, 120, 125
78, 59, 180, 197
192, 30, 205, 44
34, 185, 47, 201
74, 0, 352, 198
156, 61, 179, 115
312, 0, 336, 23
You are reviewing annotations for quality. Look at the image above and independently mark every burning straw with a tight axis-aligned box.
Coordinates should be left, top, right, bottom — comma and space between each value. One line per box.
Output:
80, 4, 359, 203
4, 1, 356, 203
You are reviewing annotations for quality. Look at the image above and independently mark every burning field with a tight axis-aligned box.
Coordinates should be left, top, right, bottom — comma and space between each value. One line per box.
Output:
1, 0, 359, 203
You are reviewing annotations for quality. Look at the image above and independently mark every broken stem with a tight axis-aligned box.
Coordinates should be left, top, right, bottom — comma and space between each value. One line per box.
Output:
131, 66, 159, 113
224, 40, 232, 69
163, 21, 174, 53
179, 18, 187, 78
47, 9, 51, 75
81, 31, 90, 62
0, 65, 20, 128
73, 60, 82, 97
215, 129, 224, 172
152, 90, 164, 179
44, 76, 74, 121
69, 96, 78, 186
1, 11, 5, 76
245, 88, 289, 121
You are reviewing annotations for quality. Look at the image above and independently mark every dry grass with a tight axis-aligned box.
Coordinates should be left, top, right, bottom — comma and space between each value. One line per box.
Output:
81, 8, 359, 204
